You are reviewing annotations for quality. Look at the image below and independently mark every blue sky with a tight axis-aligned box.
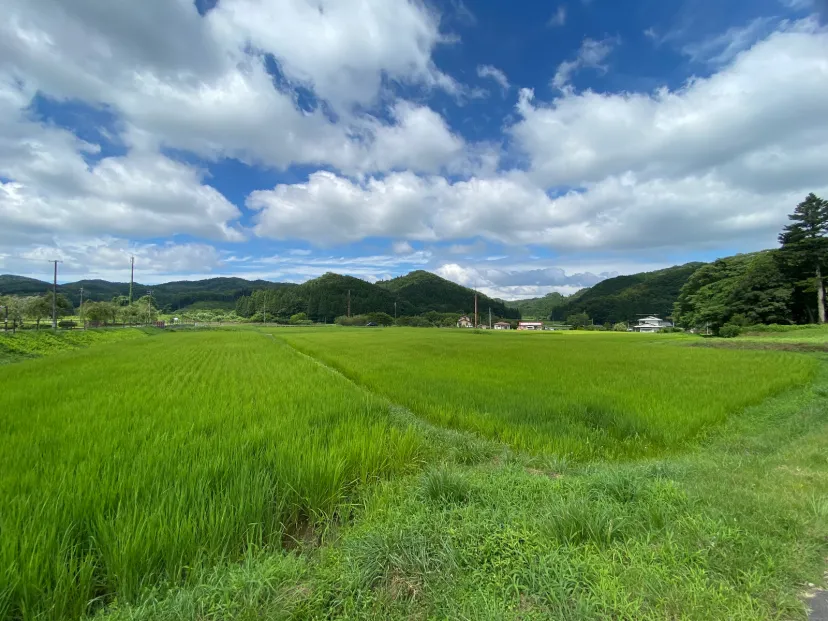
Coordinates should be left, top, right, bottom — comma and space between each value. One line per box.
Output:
1, 0, 827, 299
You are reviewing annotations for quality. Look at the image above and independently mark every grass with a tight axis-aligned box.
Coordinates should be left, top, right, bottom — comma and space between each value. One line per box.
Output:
1, 327, 826, 620
0, 328, 153, 364
277, 328, 816, 460
91, 355, 828, 620
0, 331, 424, 620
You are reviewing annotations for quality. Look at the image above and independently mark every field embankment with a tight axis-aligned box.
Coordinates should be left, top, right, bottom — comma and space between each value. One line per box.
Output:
0, 328, 153, 365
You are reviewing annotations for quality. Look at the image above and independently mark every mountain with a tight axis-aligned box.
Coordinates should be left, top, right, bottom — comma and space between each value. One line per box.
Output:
0, 275, 293, 310
552, 263, 705, 324
376, 270, 520, 319
506, 292, 568, 319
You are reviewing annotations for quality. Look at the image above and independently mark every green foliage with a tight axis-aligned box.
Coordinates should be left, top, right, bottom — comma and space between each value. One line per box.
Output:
718, 324, 742, 338
566, 312, 591, 328
0, 331, 423, 620
420, 466, 472, 506
282, 329, 815, 460
0, 328, 150, 363
777, 193, 828, 323
555, 263, 703, 324
612, 322, 628, 332
505, 292, 567, 319
290, 312, 309, 323
0, 275, 293, 311
674, 251, 793, 331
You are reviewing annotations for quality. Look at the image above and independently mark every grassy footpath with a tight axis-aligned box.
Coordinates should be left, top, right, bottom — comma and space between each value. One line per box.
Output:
92, 349, 828, 620
0, 328, 154, 364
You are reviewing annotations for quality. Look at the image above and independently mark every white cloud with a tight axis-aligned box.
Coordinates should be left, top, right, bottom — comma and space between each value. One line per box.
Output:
434, 263, 616, 299
0, 0, 469, 175
548, 6, 567, 28
682, 17, 774, 65
0, 78, 243, 244
392, 241, 415, 254
552, 37, 618, 89
477, 65, 510, 91
5, 238, 223, 283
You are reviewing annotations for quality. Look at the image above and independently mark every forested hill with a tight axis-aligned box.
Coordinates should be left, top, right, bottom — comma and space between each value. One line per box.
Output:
552, 263, 705, 323
0, 275, 292, 311
234, 270, 520, 322
505, 292, 568, 319
376, 270, 520, 319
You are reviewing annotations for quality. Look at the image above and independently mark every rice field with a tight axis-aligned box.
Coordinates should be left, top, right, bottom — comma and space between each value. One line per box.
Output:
0, 331, 422, 620
279, 328, 817, 459
0, 327, 823, 620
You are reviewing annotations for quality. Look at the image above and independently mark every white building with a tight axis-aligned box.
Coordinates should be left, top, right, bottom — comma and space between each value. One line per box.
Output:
457, 315, 474, 328
494, 322, 511, 330
633, 316, 673, 333
517, 321, 544, 331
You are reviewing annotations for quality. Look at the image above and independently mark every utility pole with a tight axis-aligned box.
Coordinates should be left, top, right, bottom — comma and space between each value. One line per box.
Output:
263, 296, 267, 326
129, 256, 135, 305
49, 260, 62, 330
347, 289, 351, 318
146, 290, 153, 325
1, 304, 7, 333
489, 307, 492, 329
474, 293, 478, 328
394, 301, 397, 321
79, 287, 84, 330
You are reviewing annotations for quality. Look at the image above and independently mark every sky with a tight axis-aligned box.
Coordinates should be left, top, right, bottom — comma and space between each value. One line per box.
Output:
1, 0, 827, 300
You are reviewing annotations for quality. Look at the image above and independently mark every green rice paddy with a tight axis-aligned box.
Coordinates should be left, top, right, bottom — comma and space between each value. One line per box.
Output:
0, 327, 825, 620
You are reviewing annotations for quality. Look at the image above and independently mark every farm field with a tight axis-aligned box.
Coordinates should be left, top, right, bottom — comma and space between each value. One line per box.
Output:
0, 327, 826, 620
279, 328, 817, 460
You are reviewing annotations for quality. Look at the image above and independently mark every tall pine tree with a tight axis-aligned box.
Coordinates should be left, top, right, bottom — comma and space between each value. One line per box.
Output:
778, 193, 828, 324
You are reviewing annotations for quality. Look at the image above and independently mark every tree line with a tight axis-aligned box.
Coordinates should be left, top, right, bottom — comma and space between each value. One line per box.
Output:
674, 193, 828, 334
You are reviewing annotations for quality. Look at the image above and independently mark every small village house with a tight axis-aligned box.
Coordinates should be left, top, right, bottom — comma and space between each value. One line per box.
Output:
633, 316, 673, 333
494, 321, 511, 330
457, 315, 474, 328
517, 321, 544, 331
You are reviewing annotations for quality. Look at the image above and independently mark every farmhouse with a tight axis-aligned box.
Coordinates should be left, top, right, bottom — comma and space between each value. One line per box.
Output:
633, 316, 673, 333
494, 321, 511, 330
517, 321, 544, 331
457, 315, 474, 328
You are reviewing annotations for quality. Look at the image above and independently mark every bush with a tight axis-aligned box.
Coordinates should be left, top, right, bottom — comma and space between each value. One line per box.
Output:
395, 316, 433, 328
58, 321, 77, 329
420, 466, 471, 506
718, 324, 742, 338
289, 312, 309, 324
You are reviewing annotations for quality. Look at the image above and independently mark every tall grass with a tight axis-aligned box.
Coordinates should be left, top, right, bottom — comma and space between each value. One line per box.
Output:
280, 329, 817, 460
0, 328, 151, 364
0, 331, 423, 620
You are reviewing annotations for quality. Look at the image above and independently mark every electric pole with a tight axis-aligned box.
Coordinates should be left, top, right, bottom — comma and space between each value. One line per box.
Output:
146, 290, 153, 325
79, 287, 84, 330
347, 289, 351, 318
129, 256, 135, 305
474, 293, 478, 328
263, 295, 267, 326
49, 260, 62, 330
394, 301, 397, 321
489, 307, 492, 329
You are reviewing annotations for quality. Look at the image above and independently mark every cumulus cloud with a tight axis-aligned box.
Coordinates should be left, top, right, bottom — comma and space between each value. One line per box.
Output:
0, 0, 469, 175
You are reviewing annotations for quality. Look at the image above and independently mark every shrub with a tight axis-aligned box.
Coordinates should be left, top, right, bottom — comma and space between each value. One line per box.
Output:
718, 324, 742, 338
57, 321, 77, 329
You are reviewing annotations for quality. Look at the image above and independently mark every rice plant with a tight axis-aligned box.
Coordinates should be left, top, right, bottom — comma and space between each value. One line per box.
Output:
280, 329, 816, 460
0, 331, 423, 620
